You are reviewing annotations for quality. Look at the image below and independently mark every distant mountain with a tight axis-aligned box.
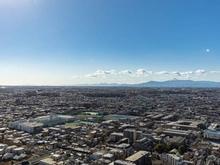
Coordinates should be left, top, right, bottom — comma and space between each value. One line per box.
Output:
78, 80, 220, 87
137, 80, 220, 87
2, 80, 220, 88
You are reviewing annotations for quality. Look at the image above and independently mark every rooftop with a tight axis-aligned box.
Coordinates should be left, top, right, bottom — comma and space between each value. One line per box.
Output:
39, 157, 57, 164
205, 129, 220, 135
126, 151, 150, 162
114, 160, 136, 165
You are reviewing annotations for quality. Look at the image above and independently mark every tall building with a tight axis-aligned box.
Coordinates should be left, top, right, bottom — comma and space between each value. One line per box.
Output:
123, 129, 137, 144
110, 132, 124, 142
116, 143, 135, 158
134, 137, 153, 152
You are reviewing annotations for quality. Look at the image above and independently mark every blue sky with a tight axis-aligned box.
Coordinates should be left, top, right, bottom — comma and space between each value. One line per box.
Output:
0, 0, 220, 85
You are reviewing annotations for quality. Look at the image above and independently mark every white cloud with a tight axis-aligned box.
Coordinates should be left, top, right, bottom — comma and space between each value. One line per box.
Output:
84, 74, 97, 78
194, 69, 206, 75
178, 70, 206, 78
136, 69, 153, 75
94, 70, 104, 75
119, 70, 133, 74
94, 70, 116, 75
156, 71, 169, 75
180, 71, 193, 76
210, 71, 220, 73
105, 70, 116, 75
171, 71, 181, 76
82, 69, 208, 81
84, 70, 117, 78
205, 49, 210, 52
71, 76, 81, 79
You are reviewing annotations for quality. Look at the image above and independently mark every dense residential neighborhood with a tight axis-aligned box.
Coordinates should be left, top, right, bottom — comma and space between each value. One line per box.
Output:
0, 86, 220, 165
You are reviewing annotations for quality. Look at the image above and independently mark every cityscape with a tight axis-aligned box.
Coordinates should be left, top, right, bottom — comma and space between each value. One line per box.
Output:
1, 0, 220, 165
0, 86, 220, 164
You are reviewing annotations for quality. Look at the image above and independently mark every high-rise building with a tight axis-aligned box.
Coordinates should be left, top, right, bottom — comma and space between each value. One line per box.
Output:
123, 129, 137, 144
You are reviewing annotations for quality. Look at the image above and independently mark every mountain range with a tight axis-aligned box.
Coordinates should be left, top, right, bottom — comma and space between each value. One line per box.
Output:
81, 80, 220, 87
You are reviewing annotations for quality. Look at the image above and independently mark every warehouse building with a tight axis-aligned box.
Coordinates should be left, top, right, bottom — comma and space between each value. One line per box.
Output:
9, 113, 75, 133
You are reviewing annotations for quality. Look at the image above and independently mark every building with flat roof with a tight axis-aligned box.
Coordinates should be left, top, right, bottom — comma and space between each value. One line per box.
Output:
32, 113, 75, 126
9, 121, 43, 134
110, 132, 124, 142
204, 123, 220, 140
170, 136, 186, 148
166, 154, 182, 165
125, 151, 152, 165
39, 157, 57, 165
134, 137, 153, 152
116, 143, 135, 158
163, 129, 192, 138
113, 160, 136, 165
9, 113, 75, 133
165, 120, 204, 131
123, 129, 138, 144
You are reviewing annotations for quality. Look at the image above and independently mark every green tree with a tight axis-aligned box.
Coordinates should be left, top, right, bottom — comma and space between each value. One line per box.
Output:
178, 145, 185, 155
200, 131, 204, 138
154, 143, 165, 153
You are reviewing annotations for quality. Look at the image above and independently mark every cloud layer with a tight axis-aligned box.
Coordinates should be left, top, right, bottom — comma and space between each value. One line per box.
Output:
71, 69, 216, 83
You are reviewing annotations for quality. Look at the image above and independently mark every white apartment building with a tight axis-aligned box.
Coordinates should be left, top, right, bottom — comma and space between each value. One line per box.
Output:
166, 154, 182, 165
204, 123, 220, 140
204, 129, 220, 140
